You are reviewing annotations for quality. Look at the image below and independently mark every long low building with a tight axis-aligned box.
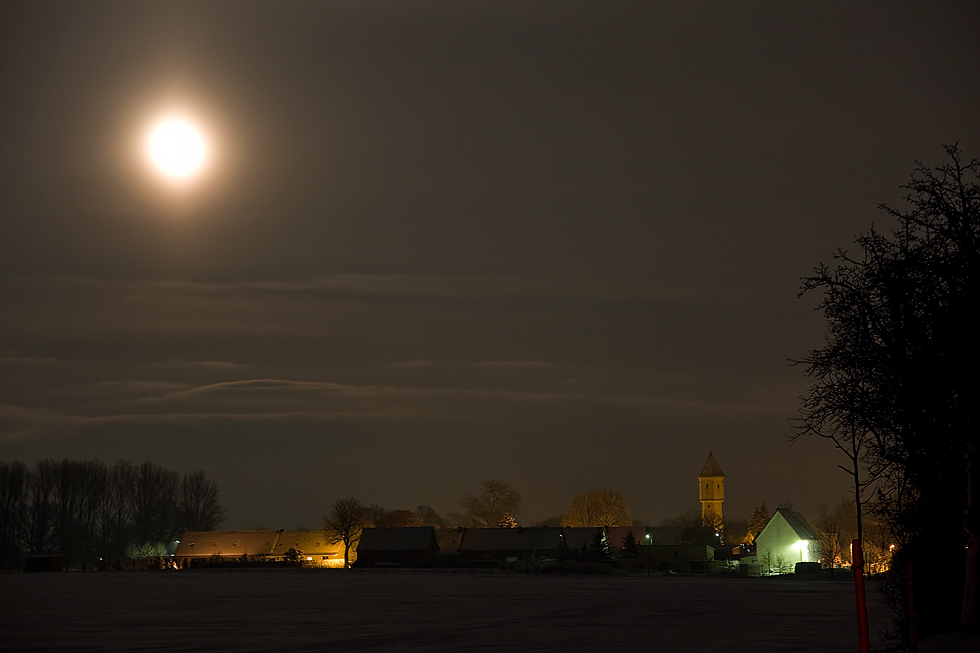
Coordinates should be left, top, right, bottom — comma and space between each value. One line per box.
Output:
175, 530, 344, 567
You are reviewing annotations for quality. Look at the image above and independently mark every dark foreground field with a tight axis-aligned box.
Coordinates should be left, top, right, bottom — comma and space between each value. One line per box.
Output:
1, 570, 891, 652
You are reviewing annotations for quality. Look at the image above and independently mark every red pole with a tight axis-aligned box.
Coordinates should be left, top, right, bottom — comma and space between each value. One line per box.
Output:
907, 560, 917, 653
853, 539, 871, 653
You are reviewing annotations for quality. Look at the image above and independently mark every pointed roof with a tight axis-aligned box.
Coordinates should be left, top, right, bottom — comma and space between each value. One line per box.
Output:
776, 509, 819, 541
699, 452, 726, 478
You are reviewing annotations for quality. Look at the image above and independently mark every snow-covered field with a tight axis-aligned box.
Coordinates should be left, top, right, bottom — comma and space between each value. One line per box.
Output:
1, 570, 891, 652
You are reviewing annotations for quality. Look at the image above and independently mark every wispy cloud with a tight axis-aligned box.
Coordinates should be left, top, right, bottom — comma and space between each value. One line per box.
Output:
24, 273, 716, 303
69, 378, 791, 422
153, 360, 252, 370
0, 375, 791, 442
477, 360, 555, 370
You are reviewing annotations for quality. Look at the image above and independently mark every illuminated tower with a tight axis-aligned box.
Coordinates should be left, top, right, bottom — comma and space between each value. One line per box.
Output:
699, 452, 725, 522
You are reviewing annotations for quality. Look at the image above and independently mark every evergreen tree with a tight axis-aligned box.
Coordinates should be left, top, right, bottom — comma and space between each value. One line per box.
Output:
747, 502, 770, 543
589, 528, 610, 562
497, 512, 518, 528
620, 529, 639, 558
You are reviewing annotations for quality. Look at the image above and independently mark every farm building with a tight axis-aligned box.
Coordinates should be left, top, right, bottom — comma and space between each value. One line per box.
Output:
270, 531, 345, 567
356, 527, 439, 567
458, 527, 563, 563
755, 509, 820, 573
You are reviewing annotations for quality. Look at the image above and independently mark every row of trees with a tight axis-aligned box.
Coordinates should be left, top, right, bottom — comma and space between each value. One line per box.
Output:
0, 459, 226, 570
812, 499, 892, 576
795, 144, 978, 637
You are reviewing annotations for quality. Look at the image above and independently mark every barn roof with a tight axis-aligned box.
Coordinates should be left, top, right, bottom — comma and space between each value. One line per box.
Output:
459, 527, 563, 552
175, 530, 280, 557
644, 527, 684, 545
561, 527, 602, 551
699, 452, 726, 478
358, 527, 437, 552
271, 531, 340, 556
606, 526, 645, 549
777, 509, 819, 540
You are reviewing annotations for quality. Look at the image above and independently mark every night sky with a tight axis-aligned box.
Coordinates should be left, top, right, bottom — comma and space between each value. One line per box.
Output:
1, 1, 978, 530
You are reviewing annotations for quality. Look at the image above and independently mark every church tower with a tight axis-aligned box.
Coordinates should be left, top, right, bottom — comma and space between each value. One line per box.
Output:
699, 452, 725, 522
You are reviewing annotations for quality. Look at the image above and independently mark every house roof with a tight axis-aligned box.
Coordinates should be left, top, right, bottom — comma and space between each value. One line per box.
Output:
699, 452, 725, 478
271, 531, 341, 556
777, 509, 819, 540
644, 527, 684, 545
358, 527, 437, 552
606, 526, 645, 549
561, 527, 603, 551
434, 528, 464, 553
459, 527, 563, 552
175, 530, 281, 557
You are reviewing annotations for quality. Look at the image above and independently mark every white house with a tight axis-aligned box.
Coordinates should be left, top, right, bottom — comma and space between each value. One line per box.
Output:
755, 509, 820, 573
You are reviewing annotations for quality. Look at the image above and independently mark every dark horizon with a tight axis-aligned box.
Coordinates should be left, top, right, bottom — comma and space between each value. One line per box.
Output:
1, 1, 979, 530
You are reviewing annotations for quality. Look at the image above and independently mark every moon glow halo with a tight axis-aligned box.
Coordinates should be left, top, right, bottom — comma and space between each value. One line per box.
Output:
146, 117, 209, 181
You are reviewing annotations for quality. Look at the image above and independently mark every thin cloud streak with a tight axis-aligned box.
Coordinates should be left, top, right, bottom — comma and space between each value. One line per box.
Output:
152, 360, 252, 370
21, 273, 728, 302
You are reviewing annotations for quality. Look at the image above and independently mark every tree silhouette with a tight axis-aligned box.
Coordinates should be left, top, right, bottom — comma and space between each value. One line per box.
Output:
560, 489, 631, 527
460, 480, 521, 528
324, 497, 366, 568
746, 502, 770, 544
620, 529, 639, 558
795, 144, 979, 636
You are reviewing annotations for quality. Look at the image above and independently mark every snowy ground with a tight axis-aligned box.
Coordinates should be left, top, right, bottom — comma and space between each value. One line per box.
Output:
1, 570, 893, 652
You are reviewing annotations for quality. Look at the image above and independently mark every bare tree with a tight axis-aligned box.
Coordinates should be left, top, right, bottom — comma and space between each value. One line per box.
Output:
0, 461, 27, 569
724, 518, 749, 546
362, 504, 389, 528
794, 145, 980, 633
179, 470, 227, 531
416, 505, 446, 528
324, 497, 366, 568
814, 502, 846, 575
107, 461, 134, 564
375, 510, 422, 528
131, 461, 180, 546
661, 508, 721, 546
560, 489, 631, 527
460, 480, 521, 528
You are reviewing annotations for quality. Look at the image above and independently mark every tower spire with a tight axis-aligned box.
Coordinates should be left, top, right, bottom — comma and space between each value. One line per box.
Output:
698, 452, 725, 522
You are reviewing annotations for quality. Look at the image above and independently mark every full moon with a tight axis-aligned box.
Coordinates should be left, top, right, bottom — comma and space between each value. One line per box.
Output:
146, 118, 208, 180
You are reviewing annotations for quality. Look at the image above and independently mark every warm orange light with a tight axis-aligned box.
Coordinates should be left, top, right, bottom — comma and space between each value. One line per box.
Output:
146, 117, 209, 180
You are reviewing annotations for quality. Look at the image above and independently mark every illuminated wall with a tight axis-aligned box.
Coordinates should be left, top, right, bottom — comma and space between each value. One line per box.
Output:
755, 511, 819, 573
